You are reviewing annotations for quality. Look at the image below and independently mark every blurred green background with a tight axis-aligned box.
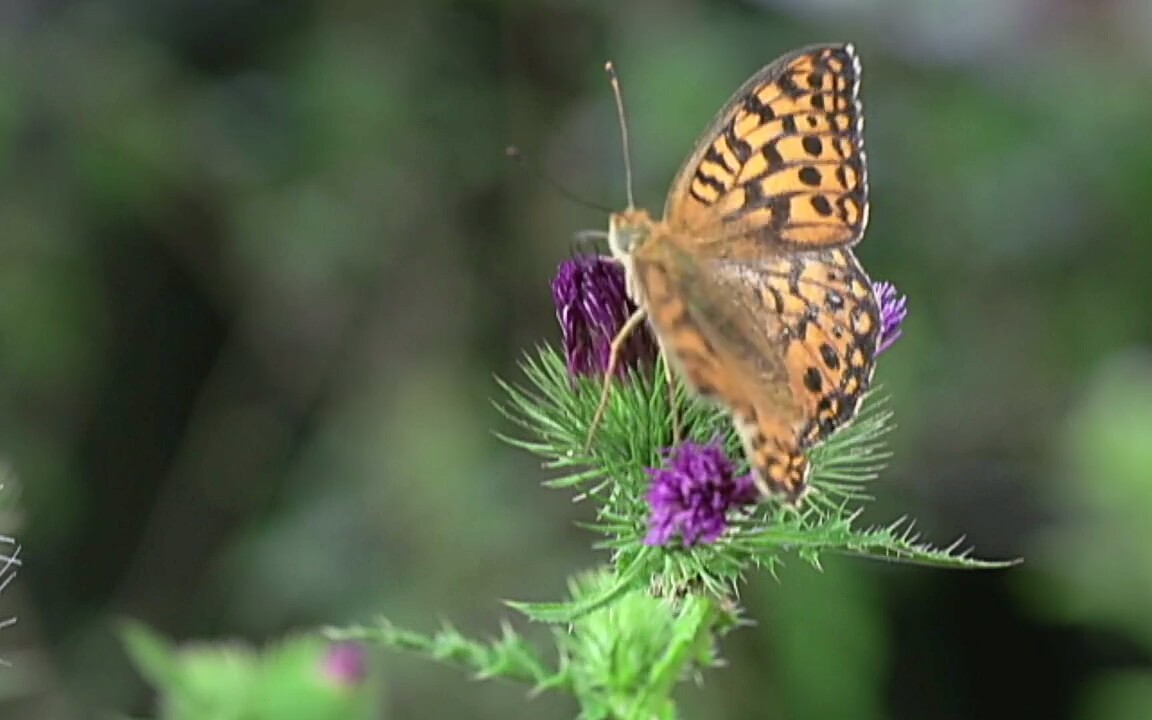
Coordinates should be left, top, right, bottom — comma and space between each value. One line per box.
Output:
2, 0, 1152, 718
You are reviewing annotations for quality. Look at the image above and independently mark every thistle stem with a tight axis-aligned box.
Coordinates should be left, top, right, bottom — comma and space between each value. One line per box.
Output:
626, 595, 718, 718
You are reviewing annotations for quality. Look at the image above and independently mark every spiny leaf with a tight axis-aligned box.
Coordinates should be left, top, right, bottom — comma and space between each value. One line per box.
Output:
506, 550, 653, 624
325, 620, 566, 690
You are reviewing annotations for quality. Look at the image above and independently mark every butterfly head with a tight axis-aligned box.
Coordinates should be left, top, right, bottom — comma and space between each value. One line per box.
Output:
607, 209, 656, 261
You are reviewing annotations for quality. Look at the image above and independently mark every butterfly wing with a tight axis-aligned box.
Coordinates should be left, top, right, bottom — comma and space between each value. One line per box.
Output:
632, 233, 880, 499
662, 43, 868, 250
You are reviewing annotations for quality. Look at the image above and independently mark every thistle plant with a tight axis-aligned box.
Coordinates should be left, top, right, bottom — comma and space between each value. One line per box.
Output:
330, 255, 1014, 719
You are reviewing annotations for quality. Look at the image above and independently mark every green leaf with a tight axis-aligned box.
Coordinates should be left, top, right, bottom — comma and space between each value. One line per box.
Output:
325, 619, 565, 693
119, 620, 182, 689
506, 549, 653, 623
119, 624, 379, 720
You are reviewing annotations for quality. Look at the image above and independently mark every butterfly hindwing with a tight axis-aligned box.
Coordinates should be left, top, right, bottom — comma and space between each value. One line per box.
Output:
740, 247, 880, 447
631, 233, 877, 499
630, 235, 805, 497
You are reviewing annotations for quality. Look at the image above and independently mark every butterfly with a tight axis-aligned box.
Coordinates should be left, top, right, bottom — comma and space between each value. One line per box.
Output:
594, 43, 880, 503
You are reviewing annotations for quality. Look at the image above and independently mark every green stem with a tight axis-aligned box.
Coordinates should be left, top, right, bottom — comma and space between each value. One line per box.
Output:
625, 595, 718, 719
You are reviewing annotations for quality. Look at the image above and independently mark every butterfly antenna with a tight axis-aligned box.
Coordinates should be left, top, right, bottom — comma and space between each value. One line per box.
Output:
504, 146, 611, 213
604, 61, 635, 210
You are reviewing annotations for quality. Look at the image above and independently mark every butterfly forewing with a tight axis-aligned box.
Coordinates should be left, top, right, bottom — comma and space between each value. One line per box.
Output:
662, 43, 868, 250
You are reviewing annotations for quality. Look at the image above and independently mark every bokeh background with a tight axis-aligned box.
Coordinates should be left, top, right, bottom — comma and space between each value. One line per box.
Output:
2, 0, 1152, 717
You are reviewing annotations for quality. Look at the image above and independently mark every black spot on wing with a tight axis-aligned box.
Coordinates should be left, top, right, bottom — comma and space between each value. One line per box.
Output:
766, 285, 785, 313
762, 141, 784, 169
744, 93, 776, 122
777, 70, 803, 98
768, 194, 791, 229
811, 195, 833, 216
798, 166, 822, 187
688, 186, 710, 205
819, 343, 839, 369
803, 366, 822, 392
724, 124, 752, 164
695, 172, 725, 193
703, 144, 737, 174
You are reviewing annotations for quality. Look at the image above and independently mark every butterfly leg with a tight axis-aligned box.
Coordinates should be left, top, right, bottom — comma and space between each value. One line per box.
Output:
584, 307, 648, 451
663, 356, 682, 444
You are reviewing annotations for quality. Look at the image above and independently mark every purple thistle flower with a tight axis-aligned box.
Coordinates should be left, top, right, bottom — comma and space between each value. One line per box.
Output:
551, 256, 658, 378
644, 441, 759, 547
874, 281, 908, 355
321, 642, 367, 687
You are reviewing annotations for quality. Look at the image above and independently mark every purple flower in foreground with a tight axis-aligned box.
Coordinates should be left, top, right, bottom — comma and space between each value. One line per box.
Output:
874, 281, 908, 355
644, 441, 759, 547
551, 256, 657, 378
321, 642, 367, 687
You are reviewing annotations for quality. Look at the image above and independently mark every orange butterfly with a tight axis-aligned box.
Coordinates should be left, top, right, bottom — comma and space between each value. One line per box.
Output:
592, 43, 880, 503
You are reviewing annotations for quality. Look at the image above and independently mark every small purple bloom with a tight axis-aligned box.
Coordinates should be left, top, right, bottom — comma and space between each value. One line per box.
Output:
874, 281, 908, 355
551, 256, 657, 378
321, 642, 367, 687
644, 441, 759, 547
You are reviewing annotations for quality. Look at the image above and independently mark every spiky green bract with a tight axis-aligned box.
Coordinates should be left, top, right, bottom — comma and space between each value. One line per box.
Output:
496, 345, 1015, 623
328, 568, 732, 720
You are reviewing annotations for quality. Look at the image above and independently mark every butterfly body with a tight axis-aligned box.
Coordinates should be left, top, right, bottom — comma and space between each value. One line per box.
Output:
606, 43, 880, 501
